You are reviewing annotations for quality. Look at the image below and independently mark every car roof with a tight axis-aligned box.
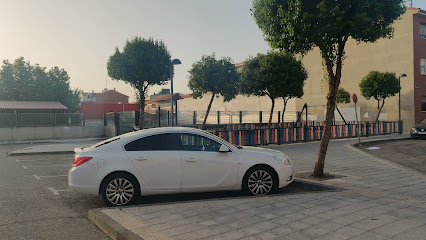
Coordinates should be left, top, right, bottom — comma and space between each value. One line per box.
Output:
123, 127, 209, 138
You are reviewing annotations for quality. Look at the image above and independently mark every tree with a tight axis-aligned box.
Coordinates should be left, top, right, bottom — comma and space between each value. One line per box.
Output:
188, 54, 239, 129
107, 37, 171, 129
360, 71, 400, 123
335, 88, 350, 124
0, 57, 81, 112
252, 0, 405, 176
240, 51, 307, 128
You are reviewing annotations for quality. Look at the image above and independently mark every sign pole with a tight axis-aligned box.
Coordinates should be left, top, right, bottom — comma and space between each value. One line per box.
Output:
352, 93, 361, 144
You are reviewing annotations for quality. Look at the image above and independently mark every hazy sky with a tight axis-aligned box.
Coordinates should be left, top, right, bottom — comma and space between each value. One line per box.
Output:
1, 0, 425, 101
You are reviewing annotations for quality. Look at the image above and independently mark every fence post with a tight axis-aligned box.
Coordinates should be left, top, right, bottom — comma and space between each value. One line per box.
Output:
82, 113, 86, 127
193, 111, 196, 125
259, 111, 262, 123
217, 111, 220, 124
366, 122, 370, 137
158, 106, 161, 127
167, 111, 170, 126
53, 113, 56, 126
114, 112, 120, 136
103, 113, 107, 126
239, 111, 242, 124
134, 111, 140, 127
278, 127, 281, 145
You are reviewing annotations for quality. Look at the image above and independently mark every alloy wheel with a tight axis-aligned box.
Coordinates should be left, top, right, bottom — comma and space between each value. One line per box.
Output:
105, 178, 135, 206
248, 170, 273, 195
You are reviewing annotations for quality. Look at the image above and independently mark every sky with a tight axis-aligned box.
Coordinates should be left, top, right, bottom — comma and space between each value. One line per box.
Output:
0, 0, 425, 102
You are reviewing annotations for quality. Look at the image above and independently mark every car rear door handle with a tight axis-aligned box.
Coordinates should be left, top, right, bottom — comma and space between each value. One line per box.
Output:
185, 158, 197, 162
135, 157, 147, 161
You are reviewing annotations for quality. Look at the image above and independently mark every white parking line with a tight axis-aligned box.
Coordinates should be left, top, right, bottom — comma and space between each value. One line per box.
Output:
16, 158, 70, 162
47, 187, 72, 195
23, 164, 72, 168
47, 187, 60, 195
33, 174, 68, 180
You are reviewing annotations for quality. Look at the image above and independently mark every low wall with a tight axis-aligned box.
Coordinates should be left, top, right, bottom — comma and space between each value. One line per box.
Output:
105, 126, 117, 137
0, 126, 106, 142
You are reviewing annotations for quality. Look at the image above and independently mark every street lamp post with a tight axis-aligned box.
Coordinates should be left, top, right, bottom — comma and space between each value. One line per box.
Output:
170, 59, 181, 127
398, 73, 407, 134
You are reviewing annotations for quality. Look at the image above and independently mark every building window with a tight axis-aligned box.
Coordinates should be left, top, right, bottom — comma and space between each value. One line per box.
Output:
422, 59, 426, 75
422, 96, 426, 112
421, 23, 426, 39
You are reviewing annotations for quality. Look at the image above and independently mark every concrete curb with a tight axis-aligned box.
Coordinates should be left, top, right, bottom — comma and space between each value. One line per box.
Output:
88, 209, 142, 240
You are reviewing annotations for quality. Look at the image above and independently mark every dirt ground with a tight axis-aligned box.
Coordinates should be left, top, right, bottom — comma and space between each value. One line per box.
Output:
356, 138, 426, 174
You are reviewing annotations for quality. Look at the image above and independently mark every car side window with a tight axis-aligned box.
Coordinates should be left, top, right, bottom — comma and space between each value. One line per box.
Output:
124, 133, 183, 151
180, 134, 222, 152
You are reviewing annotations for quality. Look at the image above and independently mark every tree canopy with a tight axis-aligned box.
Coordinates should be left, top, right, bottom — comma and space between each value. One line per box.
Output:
188, 54, 239, 129
360, 71, 400, 122
336, 88, 351, 105
252, 0, 405, 176
107, 37, 172, 128
0, 57, 81, 112
240, 51, 307, 127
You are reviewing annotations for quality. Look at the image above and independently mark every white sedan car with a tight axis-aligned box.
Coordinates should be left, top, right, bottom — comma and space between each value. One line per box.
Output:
69, 127, 294, 206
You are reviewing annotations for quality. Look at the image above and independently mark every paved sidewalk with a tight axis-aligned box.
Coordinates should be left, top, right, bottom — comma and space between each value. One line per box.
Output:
89, 134, 426, 240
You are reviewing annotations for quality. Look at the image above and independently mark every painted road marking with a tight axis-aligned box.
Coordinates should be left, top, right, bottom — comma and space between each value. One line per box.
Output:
33, 174, 68, 180
16, 158, 71, 162
47, 187, 72, 195
23, 164, 72, 168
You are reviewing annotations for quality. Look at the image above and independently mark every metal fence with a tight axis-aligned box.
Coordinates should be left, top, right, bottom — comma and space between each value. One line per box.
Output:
211, 122, 399, 146
0, 113, 84, 127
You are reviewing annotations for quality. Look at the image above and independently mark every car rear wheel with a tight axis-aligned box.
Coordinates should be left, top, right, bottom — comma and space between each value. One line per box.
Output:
101, 173, 139, 206
243, 166, 277, 195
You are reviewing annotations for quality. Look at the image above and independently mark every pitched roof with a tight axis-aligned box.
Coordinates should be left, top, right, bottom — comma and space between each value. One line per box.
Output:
0, 101, 68, 110
151, 93, 183, 102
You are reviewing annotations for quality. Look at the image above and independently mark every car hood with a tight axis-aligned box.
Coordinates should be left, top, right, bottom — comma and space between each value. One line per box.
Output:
239, 146, 283, 157
413, 124, 426, 129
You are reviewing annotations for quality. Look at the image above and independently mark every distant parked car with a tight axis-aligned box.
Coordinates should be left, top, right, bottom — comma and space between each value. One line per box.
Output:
410, 119, 426, 138
68, 127, 294, 206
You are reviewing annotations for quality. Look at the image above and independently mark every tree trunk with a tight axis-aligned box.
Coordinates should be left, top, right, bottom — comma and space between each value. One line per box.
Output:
336, 107, 347, 124
281, 98, 288, 123
314, 87, 338, 176
375, 99, 385, 123
139, 90, 145, 130
314, 36, 348, 177
268, 97, 275, 129
202, 93, 215, 130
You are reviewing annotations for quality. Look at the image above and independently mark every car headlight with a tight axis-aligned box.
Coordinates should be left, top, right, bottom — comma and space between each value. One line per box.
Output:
273, 155, 292, 165
411, 128, 418, 133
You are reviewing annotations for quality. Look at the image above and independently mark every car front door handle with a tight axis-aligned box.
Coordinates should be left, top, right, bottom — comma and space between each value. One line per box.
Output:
135, 157, 147, 161
185, 158, 197, 162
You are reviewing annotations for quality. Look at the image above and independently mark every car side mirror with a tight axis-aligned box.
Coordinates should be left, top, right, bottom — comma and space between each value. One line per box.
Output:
218, 144, 231, 153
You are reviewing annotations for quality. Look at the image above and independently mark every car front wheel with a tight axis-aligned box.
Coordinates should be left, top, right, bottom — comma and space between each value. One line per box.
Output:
243, 166, 277, 195
101, 173, 139, 206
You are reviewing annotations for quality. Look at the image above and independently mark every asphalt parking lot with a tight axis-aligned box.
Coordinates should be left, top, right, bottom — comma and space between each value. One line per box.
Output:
356, 138, 426, 174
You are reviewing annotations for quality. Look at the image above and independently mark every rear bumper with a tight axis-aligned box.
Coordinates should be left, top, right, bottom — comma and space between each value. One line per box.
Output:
68, 165, 100, 195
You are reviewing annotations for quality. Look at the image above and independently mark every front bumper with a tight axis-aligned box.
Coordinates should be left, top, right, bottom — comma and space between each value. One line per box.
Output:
276, 164, 294, 188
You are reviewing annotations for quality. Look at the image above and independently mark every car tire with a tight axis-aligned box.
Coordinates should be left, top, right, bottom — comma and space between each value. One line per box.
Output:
242, 166, 278, 196
101, 173, 140, 207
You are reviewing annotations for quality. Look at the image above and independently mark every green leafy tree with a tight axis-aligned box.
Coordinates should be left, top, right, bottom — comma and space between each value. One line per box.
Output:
252, 0, 405, 176
335, 88, 350, 124
360, 71, 400, 123
107, 37, 172, 129
240, 51, 307, 128
0, 57, 81, 112
188, 54, 239, 129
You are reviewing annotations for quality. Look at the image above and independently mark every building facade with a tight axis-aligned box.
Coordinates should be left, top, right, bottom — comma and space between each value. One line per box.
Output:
295, 8, 426, 131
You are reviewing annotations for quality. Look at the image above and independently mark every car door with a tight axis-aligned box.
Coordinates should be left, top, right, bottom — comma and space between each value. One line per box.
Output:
124, 133, 183, 191
179, 133, 238, 190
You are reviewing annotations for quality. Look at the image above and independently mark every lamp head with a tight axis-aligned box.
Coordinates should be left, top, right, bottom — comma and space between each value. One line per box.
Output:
171, 59, 181, 65
400, 73, 407, 78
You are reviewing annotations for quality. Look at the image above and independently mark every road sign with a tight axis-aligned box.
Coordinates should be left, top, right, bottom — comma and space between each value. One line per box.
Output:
352, 93, 358, 104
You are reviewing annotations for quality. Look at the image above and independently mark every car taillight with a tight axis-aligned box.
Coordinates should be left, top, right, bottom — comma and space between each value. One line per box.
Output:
73, 156, 93, 167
